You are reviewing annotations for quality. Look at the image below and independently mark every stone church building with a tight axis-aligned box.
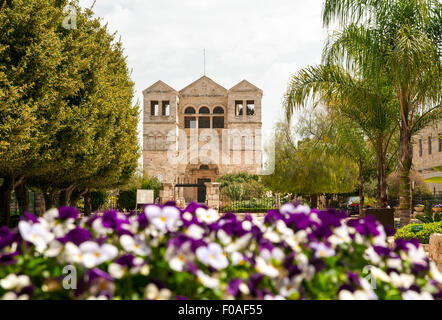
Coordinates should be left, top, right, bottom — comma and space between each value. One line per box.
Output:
143, 76, 263, 204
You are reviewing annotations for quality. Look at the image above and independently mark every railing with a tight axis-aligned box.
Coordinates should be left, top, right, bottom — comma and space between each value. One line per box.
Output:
219, 195, 292, 213
389, 195, 442, 211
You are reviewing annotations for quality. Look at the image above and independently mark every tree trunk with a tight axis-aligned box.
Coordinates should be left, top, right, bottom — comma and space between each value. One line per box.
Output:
0, 176, 13, 226
358, 160, 365, 215
35, 192, 46, 216
398, 127, 413, 227
15, 182, 29, 215
43, 190, 57, 210
70, 188, 84, 207
310, 194, 318, 209
84, 189, 92, 215
59, 185, 75, 207
376, 140, 388, 208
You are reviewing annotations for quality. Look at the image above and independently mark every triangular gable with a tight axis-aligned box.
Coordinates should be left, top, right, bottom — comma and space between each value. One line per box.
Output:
229, 80, 263, 94
143, 80, 178, 94
179, 76, 228, 97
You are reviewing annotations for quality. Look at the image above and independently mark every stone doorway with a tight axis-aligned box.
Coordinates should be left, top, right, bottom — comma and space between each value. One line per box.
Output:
197, 178, 211, 203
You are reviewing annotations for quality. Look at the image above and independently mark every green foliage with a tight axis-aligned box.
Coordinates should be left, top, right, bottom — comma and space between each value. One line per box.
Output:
217, 173, 266, 201
415, 211, 442, 224
117, 175, 162, 211
395, 222, 442, 244
262, 121, 359, 196
0, 0, 139, 220
91, 190, 108, 212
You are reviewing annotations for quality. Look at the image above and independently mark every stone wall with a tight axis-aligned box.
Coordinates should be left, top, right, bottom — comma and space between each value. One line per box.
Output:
205, 182, 220, 210
428, 233, 442, 272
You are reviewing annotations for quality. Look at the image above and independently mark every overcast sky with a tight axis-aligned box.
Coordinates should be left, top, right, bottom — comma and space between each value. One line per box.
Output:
79, 0, 328, 156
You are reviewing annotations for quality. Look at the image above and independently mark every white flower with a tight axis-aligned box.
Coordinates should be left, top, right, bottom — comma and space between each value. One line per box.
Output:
364, 247, 382, 265
255, 256, 279, 278
387, 258, 402, 270
145, 205, 180, 232
402, 290, 433, 300
429, 262, 442, 283
390, 272, 415, 289
280, 203, 295, 215
242, 220, 252, 231
87, 295, 109, 300
294, 205, 311, 214
310, 242, 335, 258
329, 226, 351, 247
2, 292, 29, 300
225, 234, 252, 253
18, 221, 54, 252
108, 263, 126, 279
120, 234, 150, 256
44, 240, 63, 258
339, 289, 377, 300
264, 294, 285, 300
231, 251, 245, 266
195, 208, 219, 224
64, 241, 118, 268
182, 212, 193, 221
196, 243, 228, 269
0, 274, 30, 291
404, 244, 427, 266
369, 267, 391, 283
145, 283, 172, 300
196, 270, 220, 289
185, 224, 205, 239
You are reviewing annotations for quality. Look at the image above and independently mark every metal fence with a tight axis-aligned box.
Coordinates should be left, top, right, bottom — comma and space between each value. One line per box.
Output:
389, 195, 442, 211
219, 195, 292, 213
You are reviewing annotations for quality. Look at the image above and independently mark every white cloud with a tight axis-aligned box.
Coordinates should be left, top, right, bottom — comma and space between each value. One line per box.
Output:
79, 0, 326, 164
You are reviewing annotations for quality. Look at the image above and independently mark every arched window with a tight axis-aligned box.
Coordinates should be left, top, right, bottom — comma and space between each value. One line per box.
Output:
213, 107, 224, 114
199, 165, 210, 170
184, 107, 196, 114
199, 107, 210, 114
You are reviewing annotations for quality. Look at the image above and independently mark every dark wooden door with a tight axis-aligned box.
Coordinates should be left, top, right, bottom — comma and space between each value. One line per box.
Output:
197, 179, 211, 203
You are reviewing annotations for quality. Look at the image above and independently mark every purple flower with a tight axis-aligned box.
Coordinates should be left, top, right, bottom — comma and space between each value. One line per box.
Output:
22, 212, 39, 223
115, 254, 136, 268
0, 252, 19, 265
0, 227, 19, 249
58, 206, 79, 220
227, 279, 243, 297
57, 227, 91, 246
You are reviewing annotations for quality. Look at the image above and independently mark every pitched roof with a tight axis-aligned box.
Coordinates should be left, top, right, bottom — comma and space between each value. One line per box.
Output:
229, 80, 263, 94
179, 76, 228, 96
143, 80, 178, 94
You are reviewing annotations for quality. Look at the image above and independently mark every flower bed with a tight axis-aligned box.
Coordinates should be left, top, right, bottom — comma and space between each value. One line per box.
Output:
395, 222, 442, 244
0, 203, 442, 300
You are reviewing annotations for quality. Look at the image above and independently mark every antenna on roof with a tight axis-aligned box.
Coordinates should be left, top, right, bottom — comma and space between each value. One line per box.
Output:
203, 48, 206, 76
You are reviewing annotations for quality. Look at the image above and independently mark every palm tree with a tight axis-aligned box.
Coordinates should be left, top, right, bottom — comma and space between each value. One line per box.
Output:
285, 64, 398, 208
321, 0, 441, 227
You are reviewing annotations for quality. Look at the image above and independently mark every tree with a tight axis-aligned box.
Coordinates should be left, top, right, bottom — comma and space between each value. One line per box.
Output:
0, 1, 139, 223
263, 120, 359, 208
285, 64, 399, 209
321, 0, 441, 227
296, 109, 378, 211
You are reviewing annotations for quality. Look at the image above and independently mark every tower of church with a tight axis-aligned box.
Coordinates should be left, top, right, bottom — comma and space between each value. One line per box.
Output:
143, 76, 263, 203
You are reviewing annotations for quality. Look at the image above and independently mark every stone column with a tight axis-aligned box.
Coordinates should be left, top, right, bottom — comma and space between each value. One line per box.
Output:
159, 183, 174, 204
275, 193, 281, 209
429, 233, 442, 273
205, 182, 220, 210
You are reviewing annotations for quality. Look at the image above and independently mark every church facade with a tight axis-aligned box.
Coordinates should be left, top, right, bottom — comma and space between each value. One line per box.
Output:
142, 76, 263, 203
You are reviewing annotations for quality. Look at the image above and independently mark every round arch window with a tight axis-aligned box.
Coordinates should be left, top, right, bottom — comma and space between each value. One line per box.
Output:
184, 107, 196, 114
199, 107, 210, 114
213, 107, 224, 114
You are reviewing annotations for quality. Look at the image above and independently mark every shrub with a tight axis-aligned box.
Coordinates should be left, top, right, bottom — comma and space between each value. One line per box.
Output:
1, 204, 441, 300
395, 222, 442, 244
